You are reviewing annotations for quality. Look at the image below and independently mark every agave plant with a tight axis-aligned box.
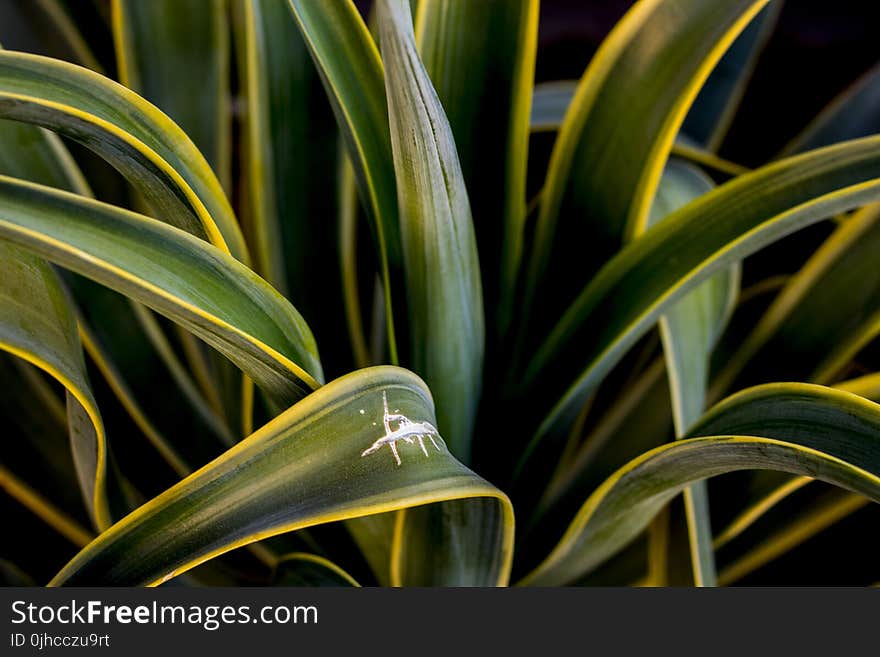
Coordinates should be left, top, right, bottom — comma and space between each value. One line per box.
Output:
0, 0, 878, 588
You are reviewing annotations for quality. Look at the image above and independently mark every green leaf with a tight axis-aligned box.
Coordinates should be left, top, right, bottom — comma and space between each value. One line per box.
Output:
781, 62, 880, 157
287, 0, 400, 362
0, 86, 238, 455
837, 372, 880, 402
0, 120, 90, 195
520, 0, 768, 333
344, 512, 396, 585
519, 384, 880, 585
338, 154, 372, 370
0, 241, 109, 528
681, 1, 781, 150
112, 0, 231, 190
648, 164, 737, 432
0, 50, 247, 261
236, 0, 302, 294
519, 136, 880, 475
50, 367, 513, 586
0, 100, 117, 529
529, 82, 751, 177
0, 461, 94, 548
415, 0, 538, 330
645, 161, 740, 586
272, 553, 360, 587
712, 203, 880, 394
0, 175, 322, 410
392, 499, 511, 586
529, 80, 576, 133
378, 0, 484, 461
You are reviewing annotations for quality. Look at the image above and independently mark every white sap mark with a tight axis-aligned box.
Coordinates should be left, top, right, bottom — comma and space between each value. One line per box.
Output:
360, 391, 441, 466
359, 409, 365, 415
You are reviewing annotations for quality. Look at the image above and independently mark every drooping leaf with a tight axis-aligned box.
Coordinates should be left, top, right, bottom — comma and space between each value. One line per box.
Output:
112, 0, 231, 190
0, 175, 322, 410
50, 367, 513, 586
520, 0, 768, 337
0, 50, 247, 261
518, 136, 880, 476
712, 203, 880, 394
520, 384, 880, 585
0, 241, 109, 528
378, 0, 484, 461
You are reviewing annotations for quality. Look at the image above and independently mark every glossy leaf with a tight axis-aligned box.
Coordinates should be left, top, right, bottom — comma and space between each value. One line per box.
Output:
646, 161, 739, 586
378, 0, 484, 461
50, 367, 514, 586
520, 0, 768, 332
0, 175, 322, 410
415, 0, 538, 329
521, 384, 880, 585
0, 50, 247, 260
0, 242, 108, 528
113, 0, 231, 189
520, 136, 880, 473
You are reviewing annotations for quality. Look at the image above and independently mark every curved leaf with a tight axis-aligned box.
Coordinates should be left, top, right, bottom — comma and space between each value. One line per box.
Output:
521, 0, 768, 331
520, 384, 880, 585
113, 0, 231, 190
646, 161, 739, 586
528, 81, 751, 177
272, 553, 360, 587
392, 499, 510, 586
712, 203, 880, 395
0, 175, 322, 410
519, 136, 880, 472
0, 50, 247, 260
50, 367, 514, 586
378, 0, 484, 461
0, 241, 109, 528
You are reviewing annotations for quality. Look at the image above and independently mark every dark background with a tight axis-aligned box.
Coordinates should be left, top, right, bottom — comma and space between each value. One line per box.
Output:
533, 0, 878, 164
0, 0, 877, 587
